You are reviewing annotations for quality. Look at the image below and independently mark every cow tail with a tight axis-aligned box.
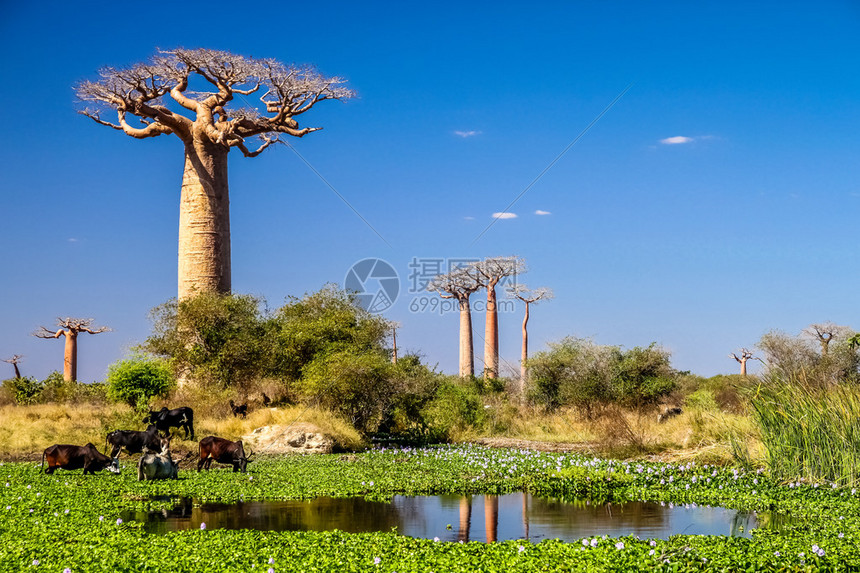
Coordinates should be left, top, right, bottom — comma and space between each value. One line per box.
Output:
104, 434, 110, 456
40, 451, 45, 472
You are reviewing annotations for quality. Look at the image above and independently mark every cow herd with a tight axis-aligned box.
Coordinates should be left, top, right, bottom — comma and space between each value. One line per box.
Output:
41, 405, 255, 480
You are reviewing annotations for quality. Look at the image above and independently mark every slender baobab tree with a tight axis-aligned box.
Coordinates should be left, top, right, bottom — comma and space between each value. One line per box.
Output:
427, 266, 481, 377
33, 318, 110, 381
803, 322, 852, 356
728, 348, 759, 376
390, 321, 401, 365
474, 256, 525, 379
508, 284, 553, 395
2, 355, 23, 379
76, 48, 354, 298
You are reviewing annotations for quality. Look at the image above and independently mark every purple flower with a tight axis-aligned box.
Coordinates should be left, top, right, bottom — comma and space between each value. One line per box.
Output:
268, 558, 275, 564
116, 518, 123, 525
615, 542, 625, 550
64, 569, 71, 573
200, 522, 206, 530
374, 557, 381, 565
32, 560, 39, 566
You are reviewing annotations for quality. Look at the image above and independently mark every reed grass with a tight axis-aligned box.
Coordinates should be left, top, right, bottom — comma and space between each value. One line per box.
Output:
752, 377, 860, 485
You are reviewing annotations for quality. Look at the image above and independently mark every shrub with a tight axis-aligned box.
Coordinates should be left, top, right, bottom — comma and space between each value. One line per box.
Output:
144, 292, 269, 389
527, 337, 678, 414
299, 348, 394, 434
420, 377, 484, 438
106, 355, 174, 408
1, 376, 43, 405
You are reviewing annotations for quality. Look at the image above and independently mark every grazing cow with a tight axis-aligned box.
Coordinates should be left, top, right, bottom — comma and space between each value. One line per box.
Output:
229, 400, 248, 418
197, 436, 253, 473
42, 443, 119, 475
143, 406, 194, 440
137, 449, 179, 481
105, 425, 165, 458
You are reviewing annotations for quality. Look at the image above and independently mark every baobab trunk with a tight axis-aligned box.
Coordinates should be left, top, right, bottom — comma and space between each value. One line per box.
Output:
484, 286, 499, 379
519, 302, 530, 395
178, 140, 231, 299
459, 297, 475, 378
63, 330, 78, 382
740, 358, 747, 377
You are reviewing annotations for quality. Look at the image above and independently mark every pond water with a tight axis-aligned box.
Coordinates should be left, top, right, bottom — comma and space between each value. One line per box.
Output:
123, 493, 795, 542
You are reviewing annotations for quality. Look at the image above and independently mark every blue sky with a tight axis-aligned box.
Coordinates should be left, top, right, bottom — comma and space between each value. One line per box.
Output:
1, 1, 859, 383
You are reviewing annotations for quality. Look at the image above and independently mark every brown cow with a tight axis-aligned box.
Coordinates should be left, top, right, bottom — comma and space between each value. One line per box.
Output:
41, 443, 120, 475
197, 436, 253, 473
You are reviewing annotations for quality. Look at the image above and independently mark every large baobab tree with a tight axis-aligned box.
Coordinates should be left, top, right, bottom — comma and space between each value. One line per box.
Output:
728, 348, 759, 376
508, 284, 553, 394
427, 266, 481, 377
2, 355, 23, 379
474, 256, 525, 379
76, 48, 354, 299
803, 322, 852, 356
34, 318, 110, 382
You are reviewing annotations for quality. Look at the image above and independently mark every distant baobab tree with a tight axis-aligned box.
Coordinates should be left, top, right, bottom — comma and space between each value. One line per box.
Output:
427, 266, 481, 377
2, 355, 23, 379
508, 284, 553, 394
390, 321, 401, 365
728, 348, 760, 376
474, 256, 525, 379
76, 48, 354, 298
803, 322, 852, 356
34, 318, 110, 381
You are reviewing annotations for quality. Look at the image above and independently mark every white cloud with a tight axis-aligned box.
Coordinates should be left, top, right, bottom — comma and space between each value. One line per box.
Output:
535, 210, 551, 215
660, 136, 694, 145
463, 216, 475, 220
67, 238, 78, 243
492, 212, 518, 219
454, 130, 481, 138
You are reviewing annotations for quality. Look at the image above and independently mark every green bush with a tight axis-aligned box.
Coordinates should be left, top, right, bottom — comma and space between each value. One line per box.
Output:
1, 376, 43, 405
106, 354, 174, 408
527, 337, 678, 414
420, 377, 484, 438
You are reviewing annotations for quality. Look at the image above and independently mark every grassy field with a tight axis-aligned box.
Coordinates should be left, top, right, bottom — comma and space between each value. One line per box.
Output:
0, 398, 761, 469
1, 445, 856, 572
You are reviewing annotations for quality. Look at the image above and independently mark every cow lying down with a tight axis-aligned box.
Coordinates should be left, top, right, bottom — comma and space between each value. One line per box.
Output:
137, 449, 179, 481
42, 443, 120, 475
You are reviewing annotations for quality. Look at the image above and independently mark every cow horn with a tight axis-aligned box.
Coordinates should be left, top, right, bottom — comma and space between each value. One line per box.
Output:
245, 449, 255, 461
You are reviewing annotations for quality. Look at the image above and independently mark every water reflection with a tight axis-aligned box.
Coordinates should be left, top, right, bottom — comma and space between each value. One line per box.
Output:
123, 493, 793, 542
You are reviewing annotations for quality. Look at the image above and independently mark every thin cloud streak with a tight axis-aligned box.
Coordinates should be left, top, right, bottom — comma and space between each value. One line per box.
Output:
660, 136, 694, 145
454, 130, 481, 138
492, 212, 518, 219
535, 210, 551, 215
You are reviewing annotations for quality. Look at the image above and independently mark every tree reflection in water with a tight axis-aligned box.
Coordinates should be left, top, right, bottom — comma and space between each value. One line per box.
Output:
123, 493, 794, 542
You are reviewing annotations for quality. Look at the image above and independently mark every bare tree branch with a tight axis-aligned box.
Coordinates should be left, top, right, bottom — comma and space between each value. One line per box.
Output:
33, 326, 64, 339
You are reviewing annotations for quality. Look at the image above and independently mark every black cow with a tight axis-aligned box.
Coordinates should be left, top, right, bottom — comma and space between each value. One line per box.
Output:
42, 443, 119, 475
143, 407, 194, 439
197, 436, 253, 473
229, 400, 248, 418
105, 425, 165, 458
261, 393, 271, 407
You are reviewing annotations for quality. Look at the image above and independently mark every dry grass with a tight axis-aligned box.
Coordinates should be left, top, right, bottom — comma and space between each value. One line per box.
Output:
455, 402, 763, 465
0, 403, 133, 458
0, 402, 364, 459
